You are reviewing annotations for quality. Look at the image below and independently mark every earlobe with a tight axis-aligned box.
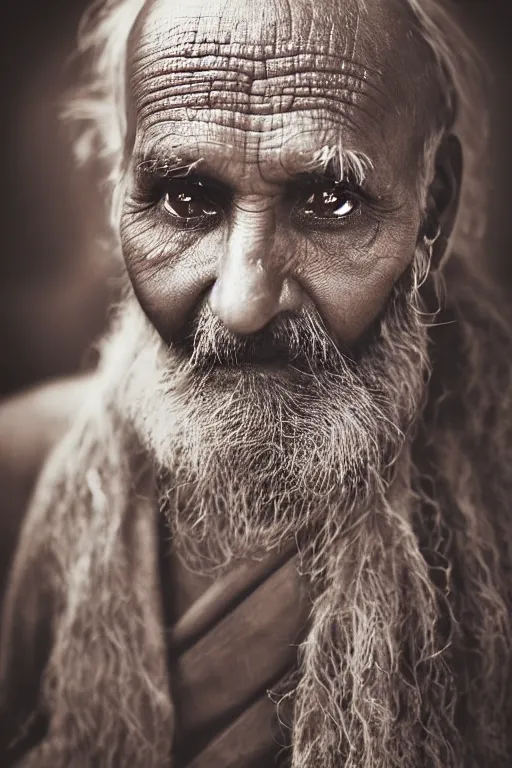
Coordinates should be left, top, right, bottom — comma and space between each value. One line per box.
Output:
424, 133, 463, 270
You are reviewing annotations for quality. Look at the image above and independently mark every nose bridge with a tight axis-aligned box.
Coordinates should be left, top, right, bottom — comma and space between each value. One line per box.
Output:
229, 198, 277, 271
208, 196, 302, 335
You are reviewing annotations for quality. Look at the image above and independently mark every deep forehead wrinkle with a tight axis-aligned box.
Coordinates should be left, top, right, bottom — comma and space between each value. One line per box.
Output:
130, 0, 376, 104
127, 0, 444, 184
130, 0, 430, 102
131, 68, 387, 128
129, 3, 390, 138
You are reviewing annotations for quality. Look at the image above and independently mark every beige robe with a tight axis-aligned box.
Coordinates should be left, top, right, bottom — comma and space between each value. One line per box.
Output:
0, 376, 307, 767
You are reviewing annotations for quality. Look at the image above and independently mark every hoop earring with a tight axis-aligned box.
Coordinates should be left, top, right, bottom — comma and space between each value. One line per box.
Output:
423, 224, 442, 251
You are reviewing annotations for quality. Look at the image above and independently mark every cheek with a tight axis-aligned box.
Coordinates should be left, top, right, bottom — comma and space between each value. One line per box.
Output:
121, 204, 421, 348
120, 210, 222, 342
296, 220, 420, 344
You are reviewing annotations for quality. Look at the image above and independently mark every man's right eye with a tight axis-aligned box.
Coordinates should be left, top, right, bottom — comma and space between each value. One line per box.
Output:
163, 181, 220, 224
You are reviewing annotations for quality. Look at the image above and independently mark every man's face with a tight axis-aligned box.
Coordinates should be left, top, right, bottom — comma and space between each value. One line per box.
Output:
121, 0, 439, 348
116, 0, 439, 561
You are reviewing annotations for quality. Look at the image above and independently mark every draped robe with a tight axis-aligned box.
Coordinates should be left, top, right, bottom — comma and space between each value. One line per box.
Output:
0, 377, 309, 767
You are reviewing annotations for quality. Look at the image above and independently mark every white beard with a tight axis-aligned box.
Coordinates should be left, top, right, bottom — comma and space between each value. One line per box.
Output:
106, 253, 430, 569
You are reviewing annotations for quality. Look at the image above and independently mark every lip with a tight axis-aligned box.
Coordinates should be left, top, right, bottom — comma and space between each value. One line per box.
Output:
193, 359, 316, 389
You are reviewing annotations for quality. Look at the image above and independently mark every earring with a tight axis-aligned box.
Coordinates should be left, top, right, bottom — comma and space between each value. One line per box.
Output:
424, 224, 442, 251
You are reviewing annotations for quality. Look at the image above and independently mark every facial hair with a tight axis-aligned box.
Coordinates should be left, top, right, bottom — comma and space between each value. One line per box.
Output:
118, 246, 430, 573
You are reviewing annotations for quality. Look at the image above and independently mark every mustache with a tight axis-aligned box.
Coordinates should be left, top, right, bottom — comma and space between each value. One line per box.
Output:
171, 303, 352, 374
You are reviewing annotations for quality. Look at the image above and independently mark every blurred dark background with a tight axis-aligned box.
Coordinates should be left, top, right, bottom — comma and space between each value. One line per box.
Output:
0, 0, 510, 398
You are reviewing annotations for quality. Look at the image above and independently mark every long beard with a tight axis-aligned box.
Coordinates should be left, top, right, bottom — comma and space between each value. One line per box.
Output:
109, 245, 511, 766
289, 478, 461, 768
119, 252, 430, 573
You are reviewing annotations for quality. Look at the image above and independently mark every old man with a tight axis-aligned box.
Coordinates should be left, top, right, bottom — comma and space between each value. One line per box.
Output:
1, 0, 512, 766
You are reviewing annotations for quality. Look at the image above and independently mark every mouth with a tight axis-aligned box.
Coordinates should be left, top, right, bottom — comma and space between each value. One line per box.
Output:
174, 335, 307, 372
169, 305, 342, 379
187, 357, 329, 396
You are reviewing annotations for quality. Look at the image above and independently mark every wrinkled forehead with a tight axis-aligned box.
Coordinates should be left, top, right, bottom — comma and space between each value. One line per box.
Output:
126, 0, 445, 182
131, 0, 433, 76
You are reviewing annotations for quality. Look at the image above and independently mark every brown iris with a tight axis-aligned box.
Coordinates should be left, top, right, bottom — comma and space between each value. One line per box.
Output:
300, 183, 357, 219
163, 181, 219, 221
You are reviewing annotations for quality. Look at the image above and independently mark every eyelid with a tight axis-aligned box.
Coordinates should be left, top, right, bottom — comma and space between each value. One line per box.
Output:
289, 176, 401, 232
137, 163, 232, 193
159, 177, 229, 232
293, 173, 364, 198
292, 176, 358, 208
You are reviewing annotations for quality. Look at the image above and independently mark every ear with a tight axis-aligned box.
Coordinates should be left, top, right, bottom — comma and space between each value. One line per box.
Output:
424, 133, 463, 270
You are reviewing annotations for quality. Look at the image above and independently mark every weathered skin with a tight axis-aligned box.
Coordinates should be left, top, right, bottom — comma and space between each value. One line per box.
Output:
121, 0, 452, 347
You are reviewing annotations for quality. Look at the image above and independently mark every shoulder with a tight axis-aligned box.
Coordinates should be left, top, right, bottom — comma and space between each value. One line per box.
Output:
0, 374, 97, 601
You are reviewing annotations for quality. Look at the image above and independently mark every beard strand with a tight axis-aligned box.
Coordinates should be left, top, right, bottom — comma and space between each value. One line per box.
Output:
13, 242, 512, 768
290, 482, 461, 768
118, 252, 429, 572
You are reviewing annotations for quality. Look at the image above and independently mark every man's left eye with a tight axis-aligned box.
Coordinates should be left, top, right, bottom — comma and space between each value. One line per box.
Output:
163, 183, 219, 222
298, 184, 358, 220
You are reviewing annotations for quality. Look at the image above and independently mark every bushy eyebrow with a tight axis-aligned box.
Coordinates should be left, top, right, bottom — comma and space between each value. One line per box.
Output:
132, 142, 374, 187
135, 154, 203, 180
301, 145, 374, 186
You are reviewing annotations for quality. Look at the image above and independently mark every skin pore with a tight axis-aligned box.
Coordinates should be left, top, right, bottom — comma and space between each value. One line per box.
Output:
113, 6, 468, 761
3, 1, 512, 768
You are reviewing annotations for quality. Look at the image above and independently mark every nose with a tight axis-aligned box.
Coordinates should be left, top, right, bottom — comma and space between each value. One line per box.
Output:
208, 199, 303, 335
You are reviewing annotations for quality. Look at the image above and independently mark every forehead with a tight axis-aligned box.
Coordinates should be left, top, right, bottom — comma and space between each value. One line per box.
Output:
127, 0, 442, 187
